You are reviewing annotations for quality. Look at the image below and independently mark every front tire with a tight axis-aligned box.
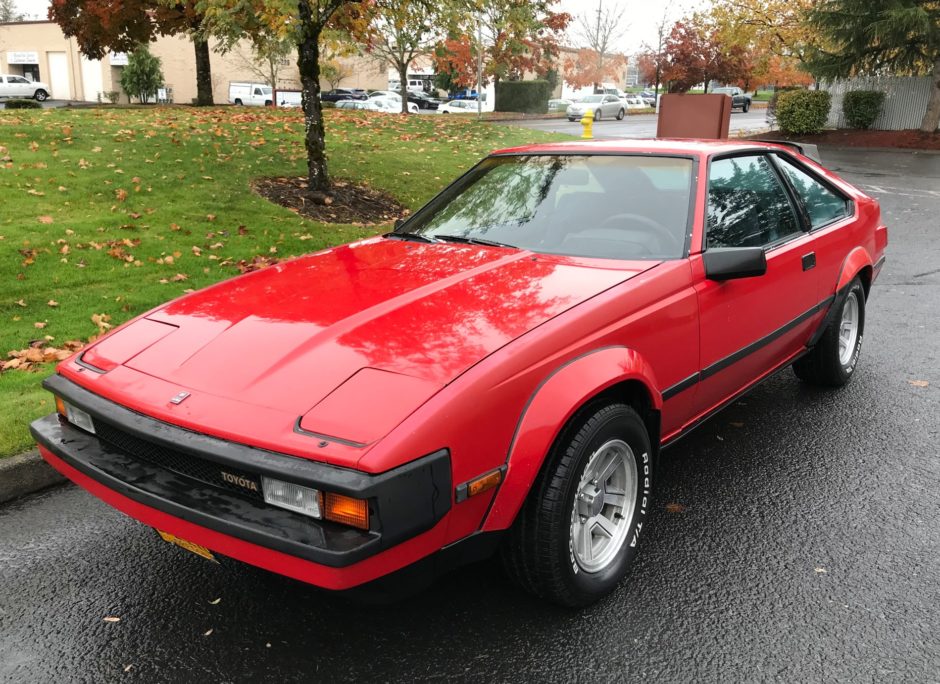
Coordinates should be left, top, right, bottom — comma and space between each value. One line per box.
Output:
794, 278, 865, 387
501, 402, 652, 607
594, 109, 602, 121
34, 89, 48, 102
743, 101, 751, 113
616, 108, 625, 120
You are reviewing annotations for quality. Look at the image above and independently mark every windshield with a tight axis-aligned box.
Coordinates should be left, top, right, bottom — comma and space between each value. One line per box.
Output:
397, 155, 693, 260
261, 87, 272, 94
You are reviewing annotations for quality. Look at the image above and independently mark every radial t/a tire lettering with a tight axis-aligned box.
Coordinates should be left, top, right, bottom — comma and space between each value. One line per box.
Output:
794, 277, 866, 387
501, 401, 652, 607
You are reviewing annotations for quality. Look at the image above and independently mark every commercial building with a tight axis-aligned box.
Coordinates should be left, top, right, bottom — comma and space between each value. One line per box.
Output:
0, 20, 390, 104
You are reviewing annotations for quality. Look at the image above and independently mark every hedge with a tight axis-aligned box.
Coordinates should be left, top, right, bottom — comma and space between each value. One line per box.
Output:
3, 99, 42, 110
775, 90, 831, 135
842, 90, 885, 129
495, 80, 552, 114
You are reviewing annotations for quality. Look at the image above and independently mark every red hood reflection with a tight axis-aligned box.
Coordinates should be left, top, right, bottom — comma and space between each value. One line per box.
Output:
122, 238, 655, 414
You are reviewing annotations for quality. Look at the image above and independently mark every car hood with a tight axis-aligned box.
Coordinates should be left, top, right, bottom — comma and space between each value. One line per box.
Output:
92, 238, 654, 419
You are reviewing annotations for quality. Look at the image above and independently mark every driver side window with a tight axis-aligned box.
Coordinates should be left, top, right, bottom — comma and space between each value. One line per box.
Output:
706, 155, 800, 249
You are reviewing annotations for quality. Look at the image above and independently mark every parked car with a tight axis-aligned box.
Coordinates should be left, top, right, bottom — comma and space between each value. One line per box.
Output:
623, 96, 647, 110
548, 98, 572, 112
438, 99, 477, 114
321, 88, 368, 103
229, 82, 273, 106
0, 74, 50, 101
408, 92, 441, 110
639, 90, 657, 107
567, 94, 625, 121
368, 95, 419, 114
32, 139, 886, 607
712, 86, 752, 112
335, 99, 383, 111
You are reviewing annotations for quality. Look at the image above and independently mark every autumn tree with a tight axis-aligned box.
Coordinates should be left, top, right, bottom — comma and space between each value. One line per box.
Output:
201, 0, 369, 194
356, 0, 445, 113
570, 0, 626, 90
638, 1, 675, 94
562, 48, 625, 91
707, 0, 816, 88
661, 13, 752, 93
804, 0, 940, 132
48, 0, 215, 105
232, 33, 295, 104
433, 37, 479, 91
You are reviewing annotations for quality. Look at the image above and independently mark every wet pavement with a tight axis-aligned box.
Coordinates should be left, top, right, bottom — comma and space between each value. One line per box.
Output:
1, 149, 938, 682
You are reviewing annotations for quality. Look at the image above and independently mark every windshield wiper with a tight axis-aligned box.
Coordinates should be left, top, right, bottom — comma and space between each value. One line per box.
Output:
383, 231, 435, 243
433, 234, 518, 249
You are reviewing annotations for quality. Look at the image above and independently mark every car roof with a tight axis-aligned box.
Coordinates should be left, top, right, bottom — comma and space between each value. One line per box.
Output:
491, 138, 803, 159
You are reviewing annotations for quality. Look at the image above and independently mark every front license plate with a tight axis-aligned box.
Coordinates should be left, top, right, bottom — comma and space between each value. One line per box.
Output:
156, 530, 217, 562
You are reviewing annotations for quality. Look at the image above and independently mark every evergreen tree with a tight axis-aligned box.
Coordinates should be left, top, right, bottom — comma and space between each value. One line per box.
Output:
119, 46, 165, 104
805, 0, 940, 132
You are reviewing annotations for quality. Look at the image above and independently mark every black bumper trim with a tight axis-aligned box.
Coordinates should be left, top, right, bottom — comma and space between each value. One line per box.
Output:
34, 375, 452, 568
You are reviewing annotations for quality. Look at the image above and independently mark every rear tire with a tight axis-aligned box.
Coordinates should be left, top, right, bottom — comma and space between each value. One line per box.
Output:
234, 98, 243, 105
794, 278, 865, 387
34, 89, 48, 102
501, 401, 652, 607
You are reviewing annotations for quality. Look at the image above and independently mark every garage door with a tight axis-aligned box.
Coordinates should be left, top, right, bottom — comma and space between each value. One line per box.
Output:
80, 57, 103, 102
47, 52, 71, 100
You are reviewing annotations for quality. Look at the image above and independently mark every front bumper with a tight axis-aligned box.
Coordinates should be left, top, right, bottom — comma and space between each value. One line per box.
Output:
32, 374, 451, 587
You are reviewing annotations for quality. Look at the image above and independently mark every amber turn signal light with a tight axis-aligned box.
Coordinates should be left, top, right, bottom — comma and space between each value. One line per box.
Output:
55, 396, 67, 417
468, 469, 503, 498
323, 492, 369, 530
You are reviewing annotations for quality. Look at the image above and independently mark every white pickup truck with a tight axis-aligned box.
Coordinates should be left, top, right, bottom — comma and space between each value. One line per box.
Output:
229, 82, 273, 107
0, 74, 50, 101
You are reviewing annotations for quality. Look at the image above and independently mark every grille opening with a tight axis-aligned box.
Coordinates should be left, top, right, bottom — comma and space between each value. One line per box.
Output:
92, 419, 263, 500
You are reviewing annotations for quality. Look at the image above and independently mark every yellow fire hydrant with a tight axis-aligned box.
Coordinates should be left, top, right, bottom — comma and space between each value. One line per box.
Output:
580, 109, 594, 139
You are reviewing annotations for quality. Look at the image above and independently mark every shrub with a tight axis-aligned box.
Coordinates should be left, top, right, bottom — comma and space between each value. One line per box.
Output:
766, 86, 800, 129
105, 91, 121, 104
842, 90, 885, 129
495, 80, 552, 114
775, 89, 831, 135
3, 99, 41, 109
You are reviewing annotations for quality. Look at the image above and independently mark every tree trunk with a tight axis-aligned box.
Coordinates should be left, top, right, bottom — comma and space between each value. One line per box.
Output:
921, 57, 940, 133
297, 4, 329, 192
193, 37, 214, 106
399, 61, 409, 115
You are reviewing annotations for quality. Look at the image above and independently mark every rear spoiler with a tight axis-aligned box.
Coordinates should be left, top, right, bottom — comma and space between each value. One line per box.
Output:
752, 139, 822, 165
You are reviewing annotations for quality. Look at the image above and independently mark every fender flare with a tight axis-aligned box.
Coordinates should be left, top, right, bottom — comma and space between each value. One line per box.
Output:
482, 346, 661, 532
836, 246, 873, 294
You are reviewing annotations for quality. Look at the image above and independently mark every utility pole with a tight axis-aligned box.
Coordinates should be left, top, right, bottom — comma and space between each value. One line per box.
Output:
595, 0, 603, 92
477, 16, 483, 120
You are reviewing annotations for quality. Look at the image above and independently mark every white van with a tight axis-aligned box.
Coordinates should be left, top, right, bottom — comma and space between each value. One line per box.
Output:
229, 82, 273, 106
407, 79, 426, 93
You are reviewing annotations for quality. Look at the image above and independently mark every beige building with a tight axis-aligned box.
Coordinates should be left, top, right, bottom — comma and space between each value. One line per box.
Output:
0, 20, 391, 104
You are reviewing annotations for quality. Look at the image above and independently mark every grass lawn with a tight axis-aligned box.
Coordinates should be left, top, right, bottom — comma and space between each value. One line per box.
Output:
0, 106, 567, 458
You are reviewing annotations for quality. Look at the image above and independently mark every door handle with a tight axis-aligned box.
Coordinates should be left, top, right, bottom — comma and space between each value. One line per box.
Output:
802, 252, 816, 271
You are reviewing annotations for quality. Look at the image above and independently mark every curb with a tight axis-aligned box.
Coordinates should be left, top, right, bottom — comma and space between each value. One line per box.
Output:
0, 450, 67, 505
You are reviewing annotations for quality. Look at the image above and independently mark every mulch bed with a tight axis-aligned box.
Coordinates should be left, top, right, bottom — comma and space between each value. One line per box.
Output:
252, 177, 407, 224
754, 129, 940, 151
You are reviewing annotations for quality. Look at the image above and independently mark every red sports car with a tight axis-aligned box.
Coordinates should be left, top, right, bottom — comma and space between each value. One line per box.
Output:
32, 139, 887, 606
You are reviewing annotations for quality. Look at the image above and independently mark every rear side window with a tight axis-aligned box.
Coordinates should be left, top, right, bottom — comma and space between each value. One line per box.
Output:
775, 156, 849, 229
707, 155, 800, 249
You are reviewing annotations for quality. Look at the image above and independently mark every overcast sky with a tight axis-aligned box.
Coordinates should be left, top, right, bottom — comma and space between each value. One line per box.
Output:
14, 0, 702, 55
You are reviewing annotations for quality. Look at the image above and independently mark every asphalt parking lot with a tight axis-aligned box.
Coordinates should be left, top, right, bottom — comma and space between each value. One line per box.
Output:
1, 147, 938, 682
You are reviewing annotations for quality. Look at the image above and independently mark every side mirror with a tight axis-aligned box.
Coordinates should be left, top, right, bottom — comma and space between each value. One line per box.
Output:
703, 247, 767, 280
